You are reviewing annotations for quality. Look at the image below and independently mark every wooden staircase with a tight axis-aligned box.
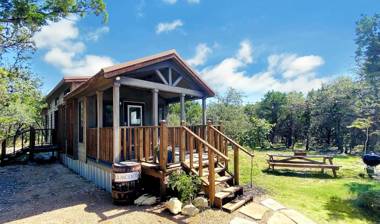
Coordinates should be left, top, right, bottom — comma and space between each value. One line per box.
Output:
183, 157, 252, 212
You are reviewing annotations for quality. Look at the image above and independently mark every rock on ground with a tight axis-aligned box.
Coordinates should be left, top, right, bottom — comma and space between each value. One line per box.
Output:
134, 194, 157, 206
260, 198, 286, 211
239, 202, 269, 220
267, 212, 296, 224
165, 197, 182, 215
181, 204, 199, 216
193, 197, 208, 209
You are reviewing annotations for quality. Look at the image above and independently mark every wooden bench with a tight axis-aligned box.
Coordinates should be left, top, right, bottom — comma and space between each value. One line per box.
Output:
267, 154, 340, 177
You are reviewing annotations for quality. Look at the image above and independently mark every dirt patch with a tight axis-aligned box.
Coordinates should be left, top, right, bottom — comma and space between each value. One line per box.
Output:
0, 162, 257, 224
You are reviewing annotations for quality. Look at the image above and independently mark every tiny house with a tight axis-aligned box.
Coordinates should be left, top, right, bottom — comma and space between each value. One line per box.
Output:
44, 50, 252, 209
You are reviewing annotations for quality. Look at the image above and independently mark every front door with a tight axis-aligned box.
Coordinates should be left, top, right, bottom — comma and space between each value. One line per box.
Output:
123, 103, 143, 126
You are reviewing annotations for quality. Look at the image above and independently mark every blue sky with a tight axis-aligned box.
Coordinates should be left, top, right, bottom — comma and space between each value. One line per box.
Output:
32, 0, 380, 102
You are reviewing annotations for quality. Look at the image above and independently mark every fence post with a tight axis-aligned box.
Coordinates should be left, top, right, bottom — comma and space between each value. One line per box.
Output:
29, 127, 35, 161
234, 145, 239, 185
179, 120, 186, 162
207, 120, 215, 206
1, 140, 6, 165
159, 120, 168, 171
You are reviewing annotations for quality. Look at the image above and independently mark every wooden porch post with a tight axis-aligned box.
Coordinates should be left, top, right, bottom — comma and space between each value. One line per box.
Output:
113, 81, 121, 163
180, 93, 186, 122
152, 89, 159, 126
96, 91, 103, 162
202, 98, 207, 125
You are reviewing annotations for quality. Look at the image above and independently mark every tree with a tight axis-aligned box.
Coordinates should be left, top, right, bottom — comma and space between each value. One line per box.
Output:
207, 88, 249, 142
355, 14, 380, 151
348, 118, 373, 154
256, 91, 287, 144
308, 77, 359, 152
167, 101, 202, 126
242, 117, 273, 149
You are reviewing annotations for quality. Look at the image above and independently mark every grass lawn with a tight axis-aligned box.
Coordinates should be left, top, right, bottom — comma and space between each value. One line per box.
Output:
234, 150, 380, 224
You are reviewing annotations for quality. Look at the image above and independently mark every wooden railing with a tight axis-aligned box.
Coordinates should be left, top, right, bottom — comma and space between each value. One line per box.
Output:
209, 124, 254, 186
1, 128, 56, 164
86, 128, 97, 159
120, 126, 160, 162
99, 127, 113, 163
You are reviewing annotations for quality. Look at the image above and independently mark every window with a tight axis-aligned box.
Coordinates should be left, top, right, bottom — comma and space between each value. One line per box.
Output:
64, 87, 71, 95
78, 101, 84, 143
55, 97, 59, 106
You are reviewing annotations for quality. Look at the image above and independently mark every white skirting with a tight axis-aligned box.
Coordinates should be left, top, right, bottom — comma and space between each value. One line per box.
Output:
60, 154, 112, 192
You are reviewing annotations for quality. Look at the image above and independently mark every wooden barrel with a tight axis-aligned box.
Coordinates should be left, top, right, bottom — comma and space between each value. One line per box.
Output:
112, 161, 141, 205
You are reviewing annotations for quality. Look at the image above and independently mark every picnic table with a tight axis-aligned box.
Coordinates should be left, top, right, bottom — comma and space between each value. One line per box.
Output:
267, 153, 340, 177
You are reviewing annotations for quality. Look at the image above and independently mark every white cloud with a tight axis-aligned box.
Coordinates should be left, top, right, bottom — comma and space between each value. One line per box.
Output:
62, 55, 115, 75
156, 19, 183, 34
33, 16, 80, 49
33, 16, 114, 76
186, 43, 212, 67
236, 39, 253, 64
86, 26, 110, 42
163, 0, 177, 4
201, 40, 327, 101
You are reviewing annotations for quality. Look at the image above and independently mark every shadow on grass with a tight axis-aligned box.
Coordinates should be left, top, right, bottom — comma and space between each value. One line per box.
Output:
262, 168, 337, 179
324, 182, 380, 223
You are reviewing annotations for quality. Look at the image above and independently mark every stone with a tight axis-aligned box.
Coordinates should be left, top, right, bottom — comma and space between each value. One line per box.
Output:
280, 209, 316, 224
260, 198, 286, 211
134, 194, 157, 206
193, 197, 208, 209
181, 204, 199, 216
166, 197, 182, 215
229, 217, 257, 224
239, 202, 269, 220
267, 212, 296, 224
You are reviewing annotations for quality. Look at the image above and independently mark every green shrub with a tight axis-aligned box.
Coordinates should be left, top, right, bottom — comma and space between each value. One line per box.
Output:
356, 190, 380, 214
168, 171, 201, 203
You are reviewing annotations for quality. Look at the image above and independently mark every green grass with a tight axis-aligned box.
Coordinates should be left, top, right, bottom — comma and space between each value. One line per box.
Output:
234, 150, 380, 224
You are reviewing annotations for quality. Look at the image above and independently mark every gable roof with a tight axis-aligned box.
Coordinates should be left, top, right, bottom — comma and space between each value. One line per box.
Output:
45, 76, 91, 101
66, 50, 215, 99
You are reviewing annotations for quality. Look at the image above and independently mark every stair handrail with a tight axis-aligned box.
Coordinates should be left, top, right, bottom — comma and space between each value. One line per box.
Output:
209, 125, 254, 157
182, 126, 229, 161
209, 125, 254, 188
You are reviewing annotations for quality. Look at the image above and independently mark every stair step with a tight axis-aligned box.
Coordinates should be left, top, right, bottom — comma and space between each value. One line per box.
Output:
202, 167, 225, 176
215, 175, 233, 184
202, 175, 233, 186
222, 195, 253, 213
215, 186, 243, 199
183, 157, 217, 169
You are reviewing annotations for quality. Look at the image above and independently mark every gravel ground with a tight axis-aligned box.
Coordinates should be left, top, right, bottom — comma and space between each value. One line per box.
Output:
0, 162, 239, 224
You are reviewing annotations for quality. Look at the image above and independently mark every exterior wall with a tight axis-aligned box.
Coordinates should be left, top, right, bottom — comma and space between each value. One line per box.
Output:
60, 154, 112, 192
46, 89, 66, 129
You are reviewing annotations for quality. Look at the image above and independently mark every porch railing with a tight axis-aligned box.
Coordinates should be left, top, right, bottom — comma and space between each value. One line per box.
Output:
99, 127, 113, 163
120, 126, 160, 162
86, 128, 97, 159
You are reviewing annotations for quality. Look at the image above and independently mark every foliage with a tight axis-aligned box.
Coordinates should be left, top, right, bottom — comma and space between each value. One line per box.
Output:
241, 117, 273, 149
168, 171, 201, 203
168, 101, 202, 125
207, 88, 249, 141
0, 68, 45, 139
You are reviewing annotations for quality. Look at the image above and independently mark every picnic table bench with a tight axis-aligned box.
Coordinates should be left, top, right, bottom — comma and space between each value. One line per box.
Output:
267, 153, 340, 177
